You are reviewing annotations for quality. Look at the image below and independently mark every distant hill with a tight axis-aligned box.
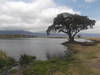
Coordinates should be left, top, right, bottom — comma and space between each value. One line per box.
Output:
0, 30, 34, 35
0, 30, 99, 37
0, 30, 67, 37
79, 33, 100, 38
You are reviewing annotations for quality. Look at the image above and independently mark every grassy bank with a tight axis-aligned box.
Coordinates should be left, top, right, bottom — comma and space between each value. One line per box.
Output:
0, 52, 75, 75
0, 50, 15, 73
63, 38, 100, 75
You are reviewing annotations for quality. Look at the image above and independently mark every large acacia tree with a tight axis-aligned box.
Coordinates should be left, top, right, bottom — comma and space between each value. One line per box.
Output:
47, 13, 96, 42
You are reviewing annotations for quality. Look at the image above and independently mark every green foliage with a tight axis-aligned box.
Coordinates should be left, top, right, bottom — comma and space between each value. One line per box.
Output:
0, 50, 16, 73
0, 58, 8, 69
9, 69, 17, 73
19, 54, 36, 66
22, 68, 34, 75
22, 57, 70, 75
0, 50, 7, 59
64, 50, 74, 61
0, 51, 15, 68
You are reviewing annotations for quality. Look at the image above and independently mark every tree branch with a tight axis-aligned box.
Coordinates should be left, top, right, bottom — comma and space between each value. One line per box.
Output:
60, 30, 68, 34
72, 30, 80, 37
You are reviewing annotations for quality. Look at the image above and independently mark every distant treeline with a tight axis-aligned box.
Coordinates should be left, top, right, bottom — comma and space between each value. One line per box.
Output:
0, 34, 36, 38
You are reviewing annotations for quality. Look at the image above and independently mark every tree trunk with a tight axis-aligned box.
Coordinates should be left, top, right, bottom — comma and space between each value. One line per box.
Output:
69, 37, 74, 42
68, 33, 75, 42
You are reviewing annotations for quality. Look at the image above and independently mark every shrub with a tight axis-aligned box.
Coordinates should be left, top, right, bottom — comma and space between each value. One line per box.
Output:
19, 54, 36, 66
0, 50, 16, 70
9, 69, 17, 73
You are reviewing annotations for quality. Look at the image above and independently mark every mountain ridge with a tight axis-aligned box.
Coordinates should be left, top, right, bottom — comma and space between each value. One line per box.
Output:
0, 30, 99, 37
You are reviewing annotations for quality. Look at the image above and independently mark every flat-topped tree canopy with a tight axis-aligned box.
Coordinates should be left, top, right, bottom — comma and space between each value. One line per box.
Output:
47, 13, 96, 42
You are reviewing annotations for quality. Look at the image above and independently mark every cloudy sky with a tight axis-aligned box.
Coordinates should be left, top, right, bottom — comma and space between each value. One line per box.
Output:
0, 0, 100, 33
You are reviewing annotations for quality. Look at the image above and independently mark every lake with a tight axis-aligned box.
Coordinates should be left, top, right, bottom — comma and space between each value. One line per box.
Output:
0, 38, 67, 60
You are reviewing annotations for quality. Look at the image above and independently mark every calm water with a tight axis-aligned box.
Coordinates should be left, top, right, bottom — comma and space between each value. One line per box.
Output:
0, 38, 67, 60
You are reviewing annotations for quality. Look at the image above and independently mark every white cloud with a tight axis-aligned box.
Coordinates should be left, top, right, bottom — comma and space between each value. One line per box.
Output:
0, 0, 80, 32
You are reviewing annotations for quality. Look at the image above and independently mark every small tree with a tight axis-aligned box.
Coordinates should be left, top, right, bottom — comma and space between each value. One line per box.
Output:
47, 13, 96, 42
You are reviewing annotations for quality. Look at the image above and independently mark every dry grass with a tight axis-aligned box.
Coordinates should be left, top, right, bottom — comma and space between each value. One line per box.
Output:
0, 50, 7, 59
63, 38, 100, 75
89, 38, 100, 41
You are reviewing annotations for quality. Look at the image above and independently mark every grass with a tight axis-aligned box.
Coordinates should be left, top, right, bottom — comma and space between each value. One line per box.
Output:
0, 50, 16, 73
63, 38, 100, 75
0, 50, 7, 59
21, 58, 72, 75
0, 52, 74, 75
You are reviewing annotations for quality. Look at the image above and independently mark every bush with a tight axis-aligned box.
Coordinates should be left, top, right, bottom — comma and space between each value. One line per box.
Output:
0, 59, 8, 69
0, 50, 16, 70
19, 54, 36, 66
9, 69, 17, 73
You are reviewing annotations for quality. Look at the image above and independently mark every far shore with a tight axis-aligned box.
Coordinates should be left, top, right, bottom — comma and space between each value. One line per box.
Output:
0, 34, 100, 39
